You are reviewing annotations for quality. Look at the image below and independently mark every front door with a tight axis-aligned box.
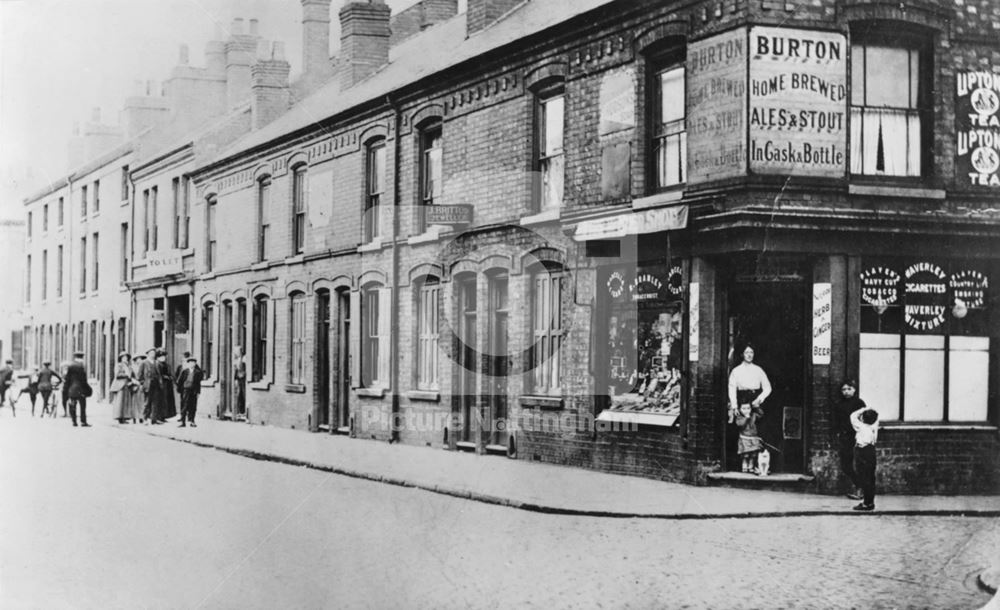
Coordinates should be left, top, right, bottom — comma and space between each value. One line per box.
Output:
725, 273, 808, 473
315, 290, 331, 431
219, 301, 233, 419
485, 273, 509, 451
335, 290, 351, 431
456, 275, 478, 446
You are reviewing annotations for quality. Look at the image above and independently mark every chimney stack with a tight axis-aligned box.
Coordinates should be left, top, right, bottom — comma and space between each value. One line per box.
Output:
225, 16, 262, 109
300, 0, 335, 89
339, 0, 391, 89
251, 41, 291, 130
466, 0, 520, 36
179, 44, 190, 65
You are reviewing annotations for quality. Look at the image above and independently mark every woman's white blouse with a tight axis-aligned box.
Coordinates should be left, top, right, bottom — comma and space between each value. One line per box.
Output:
728, 362, 772, 408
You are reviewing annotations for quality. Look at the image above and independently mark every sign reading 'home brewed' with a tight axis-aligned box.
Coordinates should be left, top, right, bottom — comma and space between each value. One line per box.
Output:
957, 70, 1000, 187
749, 27, 848, 177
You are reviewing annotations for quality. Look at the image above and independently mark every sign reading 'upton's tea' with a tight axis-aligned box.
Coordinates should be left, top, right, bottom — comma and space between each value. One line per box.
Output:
956, 70, 1000, 187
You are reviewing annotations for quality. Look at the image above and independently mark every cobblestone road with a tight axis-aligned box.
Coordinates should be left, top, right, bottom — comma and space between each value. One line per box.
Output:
1, 415, 996, 609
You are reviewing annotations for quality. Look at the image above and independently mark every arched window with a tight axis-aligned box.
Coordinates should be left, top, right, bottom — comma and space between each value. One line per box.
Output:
252, 295, 269, 382
289, 292, 307, 385
201, 302, 215, 378
365, 139, 386, 243
257, 176, 271, 262
415, 276, 440, 390
206, 196, 218, 272
291, 165, 307, 255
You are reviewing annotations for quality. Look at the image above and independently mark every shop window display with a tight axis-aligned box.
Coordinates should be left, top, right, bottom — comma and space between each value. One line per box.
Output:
601, 264, 685, 423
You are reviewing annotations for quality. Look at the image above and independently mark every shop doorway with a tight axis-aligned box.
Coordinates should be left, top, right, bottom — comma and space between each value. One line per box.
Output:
219, 301, 232, 419
725, 272, 808, 474
167, 295, 191, 376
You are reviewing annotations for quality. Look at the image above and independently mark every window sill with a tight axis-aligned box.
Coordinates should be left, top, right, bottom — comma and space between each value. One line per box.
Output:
406, 390, 440, 402
249, 380, 271, 391
633, 188, 684, 210
356, 387, 387, 398
880, 423, 997, 431
284, 254, 305, 265
200, 272, 217, 280
358, 237, 387, 252
597, 409, 679, 427
520, 209, 560, 226
848, 183, 945, 200
519, 395, 563, 410
285, 383, 306, 394
407, 226, 446, 245
250, 261, 270, 271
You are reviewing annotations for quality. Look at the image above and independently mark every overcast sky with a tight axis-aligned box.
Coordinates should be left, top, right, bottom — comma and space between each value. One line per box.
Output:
0, 0, 417, 220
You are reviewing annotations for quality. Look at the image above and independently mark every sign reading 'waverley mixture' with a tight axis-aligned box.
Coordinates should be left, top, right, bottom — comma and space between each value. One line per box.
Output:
957, 70, 1000, 187
749, 27, 847, 176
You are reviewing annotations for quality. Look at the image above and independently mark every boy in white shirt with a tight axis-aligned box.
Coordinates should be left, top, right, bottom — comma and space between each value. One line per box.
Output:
850, 405, 879, 511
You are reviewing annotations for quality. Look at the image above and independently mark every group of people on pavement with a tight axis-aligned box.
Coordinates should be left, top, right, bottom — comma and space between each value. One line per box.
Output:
109, 349, 203, 427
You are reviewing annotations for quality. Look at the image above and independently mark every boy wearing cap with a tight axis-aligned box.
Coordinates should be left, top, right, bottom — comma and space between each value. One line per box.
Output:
64, 351, 91, 427
176, 356, 204, 427
37, 361, 61, 417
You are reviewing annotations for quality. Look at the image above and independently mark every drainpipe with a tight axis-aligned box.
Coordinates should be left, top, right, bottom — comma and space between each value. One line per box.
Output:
65, 177, 75, 360
127, 168, 137, 354
388, 93, 402, 443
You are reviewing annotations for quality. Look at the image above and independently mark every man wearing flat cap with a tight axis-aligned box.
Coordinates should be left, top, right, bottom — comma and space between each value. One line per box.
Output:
176, 356, 203, 427
64, 351, 91, 427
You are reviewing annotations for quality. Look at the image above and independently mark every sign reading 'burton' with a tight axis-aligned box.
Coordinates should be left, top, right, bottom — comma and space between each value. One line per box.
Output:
687, 27, 747, 184
749, 27, 847, 177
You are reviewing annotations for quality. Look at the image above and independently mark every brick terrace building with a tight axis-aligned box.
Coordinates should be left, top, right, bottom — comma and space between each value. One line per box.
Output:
34, 0, 1000, 494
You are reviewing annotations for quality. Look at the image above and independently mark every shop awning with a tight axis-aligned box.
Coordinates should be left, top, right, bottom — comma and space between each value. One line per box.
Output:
572, 205, 688, 242
597, 409, 680, 427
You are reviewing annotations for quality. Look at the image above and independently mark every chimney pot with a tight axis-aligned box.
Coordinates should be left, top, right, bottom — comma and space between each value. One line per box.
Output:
179, 44, 190, 65
232, 17, 244, 36
249, 18, 259, 36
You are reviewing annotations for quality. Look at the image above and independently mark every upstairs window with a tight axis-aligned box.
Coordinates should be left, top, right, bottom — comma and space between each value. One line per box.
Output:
652, 63, 686, 189
93, 180, 100, 213
58, 197, 64, 227
257, 176, 271, 262
850, 29, 930, 177
27, 211, 32, 238
418, 121, 442, 232
42, 204, 48, 232
364, 140, 385, 243
536, 89, 565, 212
121, 165, 129, 201
151, 185, 159, 250
206, 196, 218, 272
81, 185, 88, 217
172, 177, 180, 249
142, 189, 150, 254
292, 165, 307, 255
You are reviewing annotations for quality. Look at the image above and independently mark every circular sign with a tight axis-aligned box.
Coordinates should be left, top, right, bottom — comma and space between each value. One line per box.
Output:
904, 262, 947, 331
861, 266, 900, 307
630, 272, 664, 302
607, 271, 625, 298
667, 265, 684, 296
950, 269, 988, 309
971, 147, 1000, 175
971, 87, 1000, 115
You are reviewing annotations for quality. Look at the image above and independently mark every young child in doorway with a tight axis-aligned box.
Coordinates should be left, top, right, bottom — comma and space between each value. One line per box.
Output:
735, 403, 764, 474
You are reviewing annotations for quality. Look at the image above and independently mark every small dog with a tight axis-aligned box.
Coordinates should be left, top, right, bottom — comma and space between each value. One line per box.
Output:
756, 448, 771, 476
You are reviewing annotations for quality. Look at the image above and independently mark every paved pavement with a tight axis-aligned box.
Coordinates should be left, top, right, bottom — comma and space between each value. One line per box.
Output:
95, 403, 1000, 519
3, 405, 998, 609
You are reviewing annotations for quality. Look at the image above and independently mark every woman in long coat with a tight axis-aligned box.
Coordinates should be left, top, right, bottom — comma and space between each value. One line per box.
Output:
110, 352, 139, 423
156, 350, 178, 421
131, 354, 147, 422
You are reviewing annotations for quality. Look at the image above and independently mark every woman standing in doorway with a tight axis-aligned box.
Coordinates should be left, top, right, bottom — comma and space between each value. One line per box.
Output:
727, 344, 772, 424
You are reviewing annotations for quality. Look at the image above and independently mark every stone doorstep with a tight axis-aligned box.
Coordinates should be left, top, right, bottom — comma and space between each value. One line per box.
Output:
706, 472, 816, 492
